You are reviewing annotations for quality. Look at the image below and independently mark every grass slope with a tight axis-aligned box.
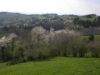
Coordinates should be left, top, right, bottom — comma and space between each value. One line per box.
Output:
0, 57, 100, 75
81, 35, 100, 41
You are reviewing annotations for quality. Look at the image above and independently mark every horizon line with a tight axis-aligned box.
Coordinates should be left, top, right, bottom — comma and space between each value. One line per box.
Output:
0, 11, 99, 16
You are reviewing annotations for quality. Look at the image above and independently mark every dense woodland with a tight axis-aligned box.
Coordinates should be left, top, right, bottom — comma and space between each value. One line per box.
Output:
0, 12, 100, 64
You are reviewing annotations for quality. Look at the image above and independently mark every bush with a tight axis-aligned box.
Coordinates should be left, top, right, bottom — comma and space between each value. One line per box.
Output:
87, 42, 100, 57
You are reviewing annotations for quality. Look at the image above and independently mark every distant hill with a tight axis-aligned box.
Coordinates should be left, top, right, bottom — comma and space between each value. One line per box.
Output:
0, 12, 100, 35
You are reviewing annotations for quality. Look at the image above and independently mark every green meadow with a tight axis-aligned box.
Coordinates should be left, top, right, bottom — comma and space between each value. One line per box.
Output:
0, 57, 100, 75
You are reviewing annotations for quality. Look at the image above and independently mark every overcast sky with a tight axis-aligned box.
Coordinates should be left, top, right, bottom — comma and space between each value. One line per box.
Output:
0, 0, 100, 15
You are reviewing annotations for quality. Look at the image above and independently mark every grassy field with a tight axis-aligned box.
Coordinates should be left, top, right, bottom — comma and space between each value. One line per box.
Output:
0, 57, 100, 75
81, 35, 100, 41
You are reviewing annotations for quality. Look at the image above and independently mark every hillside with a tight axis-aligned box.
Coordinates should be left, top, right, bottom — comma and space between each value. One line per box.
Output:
0, 57, 100, 75
0, 12, 100, 65
0, 12, 100, 36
